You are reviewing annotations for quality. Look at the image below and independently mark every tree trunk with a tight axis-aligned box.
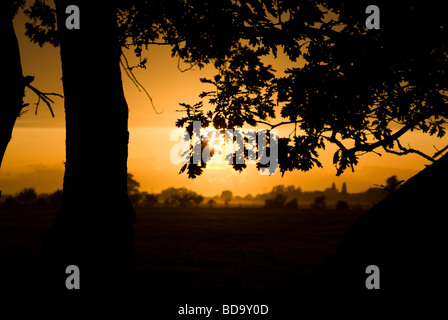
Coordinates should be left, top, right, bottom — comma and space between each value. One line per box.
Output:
43, 1, 136, 294
309, 152, 448, 302
0, 8, 25, 174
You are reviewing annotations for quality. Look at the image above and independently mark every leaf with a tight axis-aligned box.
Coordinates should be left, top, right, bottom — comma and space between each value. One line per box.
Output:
333, 150, 340, 165
179, 163, 187, 174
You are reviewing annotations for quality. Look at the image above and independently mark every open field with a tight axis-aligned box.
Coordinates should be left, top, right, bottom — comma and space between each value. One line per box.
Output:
0, 206, 366, 298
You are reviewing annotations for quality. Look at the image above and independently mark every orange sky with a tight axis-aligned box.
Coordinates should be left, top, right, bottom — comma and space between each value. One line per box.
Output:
0, 11, 444, 196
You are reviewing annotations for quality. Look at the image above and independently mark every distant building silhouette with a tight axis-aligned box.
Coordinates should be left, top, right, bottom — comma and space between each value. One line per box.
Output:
341, 182, 348, 195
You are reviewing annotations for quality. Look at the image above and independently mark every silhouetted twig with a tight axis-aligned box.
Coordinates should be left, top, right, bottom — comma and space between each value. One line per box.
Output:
120, 53, 163, 114
24, 75, 62, 117
177, 56, 196, 72
433, 144, 448, 159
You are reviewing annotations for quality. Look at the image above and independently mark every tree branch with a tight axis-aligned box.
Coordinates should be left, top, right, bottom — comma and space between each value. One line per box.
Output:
177, 56, 196, 73
324, 131, 349, 153
433, 143, 448, 159
124, 39, 185, 47
25, 81, 62, 118
120, 53, 163, 114
383, 140, 436, 163
254, 120, 297, 129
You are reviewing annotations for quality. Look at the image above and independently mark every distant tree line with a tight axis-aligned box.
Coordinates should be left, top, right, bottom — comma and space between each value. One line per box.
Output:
0, 175, 402, 210
260, 176, 403, 210
0, 188, 62, 209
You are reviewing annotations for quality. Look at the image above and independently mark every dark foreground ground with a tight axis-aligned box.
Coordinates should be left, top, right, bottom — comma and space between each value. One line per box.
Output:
0, 206, 365, 287
2, 205, 446, 315
0, 206, 370, 311
133, 207, 365, 295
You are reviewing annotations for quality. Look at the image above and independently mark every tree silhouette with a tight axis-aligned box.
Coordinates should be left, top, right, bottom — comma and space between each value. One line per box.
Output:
172, 3, 448, 296
48, 189, 63, 207
16, 187, 37, 206
25, 0, 302, 292
220, 190, 233, 208
140, 192, 158, 208
173, 193, 195, 208
127, 174, 143, 206
193, 195, 204, 207
40, 0, 137, 293
175, 1, 448, 177
264, 193, 287, 208
23, 0, 448, 297
284, 198, 298, 209
1, 1, 25, 172
207, 198, 216, 208
158, 187, 203, 208
336, 200, 349, 211
384, 175, 403, 193
0, 1, 61, 174
311, 196, 326, 210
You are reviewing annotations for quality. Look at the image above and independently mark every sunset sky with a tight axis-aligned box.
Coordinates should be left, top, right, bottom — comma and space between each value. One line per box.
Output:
1, 11, 443, 197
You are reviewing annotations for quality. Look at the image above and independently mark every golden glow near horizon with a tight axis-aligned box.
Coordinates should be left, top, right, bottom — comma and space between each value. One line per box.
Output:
1, 11, 446, 197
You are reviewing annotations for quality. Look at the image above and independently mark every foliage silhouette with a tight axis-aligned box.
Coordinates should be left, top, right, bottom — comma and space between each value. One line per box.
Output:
207, 198, 216, 208
20, 0, 448, 300
138, 192, 158, 208
264, 193, 287, 208
335, 200, 349, 211
0, 188, 62, 208
193, 194, 204, 207
284, 198, 298, 209
23, 2, 325, 294
220, 190, 233, 208
384, 175, 403, 193
16, 187, 37, 206
127, 173, 140, 195
175, 1, 448, 178
159, 187, 203, 208
311, 196, 327, 210
23, 0, 286, 292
